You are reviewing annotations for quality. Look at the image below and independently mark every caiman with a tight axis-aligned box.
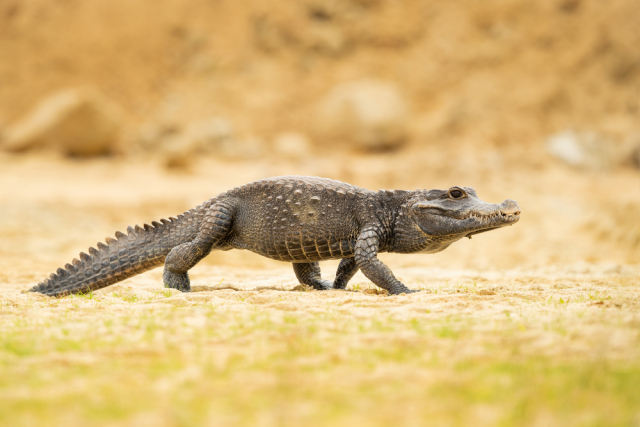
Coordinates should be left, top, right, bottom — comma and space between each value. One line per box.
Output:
28, 176, 521, 296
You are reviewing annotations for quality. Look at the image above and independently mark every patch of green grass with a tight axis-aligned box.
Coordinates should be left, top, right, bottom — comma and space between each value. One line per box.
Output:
69, 289, 94, 300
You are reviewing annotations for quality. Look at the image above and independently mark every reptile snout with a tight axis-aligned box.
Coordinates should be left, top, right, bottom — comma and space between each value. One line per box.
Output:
499, 199, 521, 218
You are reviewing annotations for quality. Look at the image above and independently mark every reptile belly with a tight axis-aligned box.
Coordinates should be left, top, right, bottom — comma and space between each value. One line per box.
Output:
237, 233, 355, 262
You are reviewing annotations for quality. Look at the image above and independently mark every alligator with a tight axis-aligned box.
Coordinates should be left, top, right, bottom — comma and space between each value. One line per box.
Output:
28, 176, 520, 296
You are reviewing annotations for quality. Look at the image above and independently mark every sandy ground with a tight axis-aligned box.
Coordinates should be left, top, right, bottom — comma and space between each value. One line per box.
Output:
2, 263, 639, 426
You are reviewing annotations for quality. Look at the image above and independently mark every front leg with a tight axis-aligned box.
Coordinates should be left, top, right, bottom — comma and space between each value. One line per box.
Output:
292, 262, 333, 290
333, 258, 359, 289
354, 228, 416, 295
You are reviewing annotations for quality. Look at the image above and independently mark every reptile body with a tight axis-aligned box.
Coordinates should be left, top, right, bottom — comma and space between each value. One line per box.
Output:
29, 176, 520, 296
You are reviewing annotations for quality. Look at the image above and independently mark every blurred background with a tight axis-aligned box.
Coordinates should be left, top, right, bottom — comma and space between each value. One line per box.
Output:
0, 0, 639, 283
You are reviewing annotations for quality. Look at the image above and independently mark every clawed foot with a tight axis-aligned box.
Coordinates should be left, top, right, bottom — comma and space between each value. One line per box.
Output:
308, 280, 334, 291
163, 269, 191, 292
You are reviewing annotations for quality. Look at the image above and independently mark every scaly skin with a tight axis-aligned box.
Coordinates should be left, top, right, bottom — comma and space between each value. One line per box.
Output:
29, 176, 521, 296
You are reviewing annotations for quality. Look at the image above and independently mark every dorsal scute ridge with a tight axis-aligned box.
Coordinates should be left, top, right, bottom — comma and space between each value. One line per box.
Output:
378, 189, 410, 199
31, 203, 203, 296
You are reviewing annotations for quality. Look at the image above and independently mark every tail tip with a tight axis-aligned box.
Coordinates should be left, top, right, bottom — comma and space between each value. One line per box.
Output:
25, 282, 54, 296
30, 283, 44, 292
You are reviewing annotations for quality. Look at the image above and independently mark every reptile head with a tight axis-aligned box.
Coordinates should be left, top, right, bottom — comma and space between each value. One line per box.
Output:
410, 186, 520, 239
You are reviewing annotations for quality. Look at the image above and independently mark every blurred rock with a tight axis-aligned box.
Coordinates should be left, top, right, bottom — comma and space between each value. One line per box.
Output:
161, 118, 233, 151
315, 80, 409, 151
219, 136, 266, 160
188, 118, 235, 154
546, 131, 584, 166
162, 140, 194, 170
158, 118, 265, 169
273, 132, 311, 160
136, 122, 181, 152
2, 88, 123, 157
546, 130, 616, 170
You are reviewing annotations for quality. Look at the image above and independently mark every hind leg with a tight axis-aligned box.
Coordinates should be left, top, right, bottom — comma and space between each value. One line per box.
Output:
292, 262, 333, 290
163, 203, 233, 292
163, 238, 213, 291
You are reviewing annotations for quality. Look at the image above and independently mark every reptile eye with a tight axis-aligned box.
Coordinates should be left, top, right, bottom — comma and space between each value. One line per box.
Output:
449, 189, 465, 199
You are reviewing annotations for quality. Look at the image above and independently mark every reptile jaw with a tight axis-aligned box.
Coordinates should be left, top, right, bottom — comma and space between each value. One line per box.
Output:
463, 210, 519, 238
420, 209, 520, 225
459, 209, 521, 238
466, 209, 520, 222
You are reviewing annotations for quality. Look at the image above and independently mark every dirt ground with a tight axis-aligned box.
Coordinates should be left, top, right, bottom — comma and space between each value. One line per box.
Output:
1, 155, 639, 426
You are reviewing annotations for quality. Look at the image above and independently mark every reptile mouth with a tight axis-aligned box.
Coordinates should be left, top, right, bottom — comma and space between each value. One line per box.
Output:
464, 210, 520, 236
465, 210, 520, 223
429, 210, 519, 223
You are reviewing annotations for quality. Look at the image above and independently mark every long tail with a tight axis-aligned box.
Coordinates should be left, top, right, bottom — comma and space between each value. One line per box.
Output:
29, 203, 209, 297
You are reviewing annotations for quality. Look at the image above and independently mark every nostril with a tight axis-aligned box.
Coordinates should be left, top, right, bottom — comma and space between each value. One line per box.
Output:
500, 209, 521, 217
